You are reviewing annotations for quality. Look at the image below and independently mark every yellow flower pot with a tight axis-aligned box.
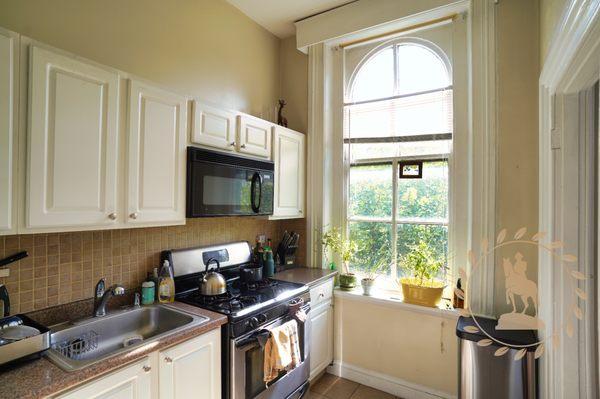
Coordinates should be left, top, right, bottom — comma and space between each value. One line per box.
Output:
399, 278, 445, 308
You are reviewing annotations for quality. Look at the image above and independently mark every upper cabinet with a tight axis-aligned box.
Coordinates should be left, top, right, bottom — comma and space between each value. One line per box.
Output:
0, 29, 18, 235
270, 126, 305, 219
27, 45, 120, 229
191, 102, 236, 151
127, 80, 187, 225
236, 114, 272, 159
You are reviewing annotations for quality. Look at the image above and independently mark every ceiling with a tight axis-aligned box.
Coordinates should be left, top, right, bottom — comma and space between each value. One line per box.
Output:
226, 0, 355, 38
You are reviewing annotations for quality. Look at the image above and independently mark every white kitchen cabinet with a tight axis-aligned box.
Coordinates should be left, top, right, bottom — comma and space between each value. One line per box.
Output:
191, 102, 236, 151
159, 328, 221, 399
57, 358, 153, 399
0, 28, 18, 235
127, 80, 187, 226
270, 126, 305, 219
27, 45, 121, 229
309, 278, 334, 381
236, 114, 272, 159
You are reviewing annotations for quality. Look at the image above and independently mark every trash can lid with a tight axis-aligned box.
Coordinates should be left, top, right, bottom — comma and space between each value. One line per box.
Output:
456, 316, 538, 350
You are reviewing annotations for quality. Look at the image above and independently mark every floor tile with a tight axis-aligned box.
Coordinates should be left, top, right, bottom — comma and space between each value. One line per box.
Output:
349, 385, 397, 399
310, 373, 338, 394
311, 374, 359, 399
305, 391, 327, 399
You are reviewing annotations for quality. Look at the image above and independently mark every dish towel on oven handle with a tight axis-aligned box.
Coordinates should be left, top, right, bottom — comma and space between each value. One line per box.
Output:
263, 319, 301, 385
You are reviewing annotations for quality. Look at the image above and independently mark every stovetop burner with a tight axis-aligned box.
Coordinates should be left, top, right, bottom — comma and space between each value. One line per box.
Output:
187, 291, 259, 312
238, 278, 278, 292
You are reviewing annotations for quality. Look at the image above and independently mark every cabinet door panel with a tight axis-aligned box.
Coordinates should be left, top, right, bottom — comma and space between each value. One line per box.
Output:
127, 80, 187, 225
57, 358, 152, 399
159, 329, 221, 399
0, 29, 17, 234
236, 115, 272, 158
309, 301, 333, 380
27, 45, 119, 228
192, 102, 236, 151
271, 126, 305, 219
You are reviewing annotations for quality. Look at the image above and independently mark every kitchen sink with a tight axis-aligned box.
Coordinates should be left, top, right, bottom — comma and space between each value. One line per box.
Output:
46, 304, 209, 371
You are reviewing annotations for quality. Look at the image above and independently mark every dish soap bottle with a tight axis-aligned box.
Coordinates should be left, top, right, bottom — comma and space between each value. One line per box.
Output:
158, 260, 175, 303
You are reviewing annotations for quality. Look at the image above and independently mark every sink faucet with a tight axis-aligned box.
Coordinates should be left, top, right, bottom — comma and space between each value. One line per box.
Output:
93, 278, 126, 317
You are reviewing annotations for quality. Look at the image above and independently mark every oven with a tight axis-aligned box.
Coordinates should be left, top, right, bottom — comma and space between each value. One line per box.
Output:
230, 301, 311, 399
186, 147, 274, 217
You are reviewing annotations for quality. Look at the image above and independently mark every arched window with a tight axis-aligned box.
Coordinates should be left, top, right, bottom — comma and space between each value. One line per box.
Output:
345, 39, 452, 280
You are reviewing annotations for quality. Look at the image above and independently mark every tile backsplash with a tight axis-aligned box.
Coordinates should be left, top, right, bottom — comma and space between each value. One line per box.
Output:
0, 217, 305, 314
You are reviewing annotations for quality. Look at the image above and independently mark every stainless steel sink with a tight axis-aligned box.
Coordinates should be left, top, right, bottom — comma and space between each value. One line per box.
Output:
46, 304, 209, 371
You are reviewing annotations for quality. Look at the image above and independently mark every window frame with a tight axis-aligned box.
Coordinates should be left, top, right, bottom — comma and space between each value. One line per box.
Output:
343, 36, 454, 284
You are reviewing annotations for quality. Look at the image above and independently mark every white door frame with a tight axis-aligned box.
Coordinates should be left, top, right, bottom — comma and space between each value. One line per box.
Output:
538, 1, 600, 398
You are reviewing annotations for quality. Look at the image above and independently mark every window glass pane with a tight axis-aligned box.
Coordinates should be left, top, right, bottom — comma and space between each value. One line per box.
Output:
350, 47, 394, 102
349, 164, 392, 218
347, 140, 451, 162
349, 221, 392, 275
397, 161, 448, 220
346, 90, 453, 138
397, 44, 450, 95
396, 224, 448, 279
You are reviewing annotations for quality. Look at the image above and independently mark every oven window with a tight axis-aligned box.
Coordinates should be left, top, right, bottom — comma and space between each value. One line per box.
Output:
246, 345, 269, 398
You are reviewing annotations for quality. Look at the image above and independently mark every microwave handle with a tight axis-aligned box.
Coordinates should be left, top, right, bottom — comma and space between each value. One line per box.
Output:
250, 172, 262, 213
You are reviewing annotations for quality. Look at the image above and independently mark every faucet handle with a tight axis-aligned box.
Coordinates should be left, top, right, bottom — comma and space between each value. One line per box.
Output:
134, 292, 141, 307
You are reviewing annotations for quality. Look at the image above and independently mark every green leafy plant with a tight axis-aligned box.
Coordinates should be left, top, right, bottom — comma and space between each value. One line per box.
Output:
320, 227, 357, 274
399, 241, 445, 288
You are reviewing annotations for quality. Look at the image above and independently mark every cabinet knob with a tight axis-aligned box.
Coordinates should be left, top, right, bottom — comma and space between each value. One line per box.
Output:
164, 356, 173, 363
299, 210, 303, 214
108, 213, 117, 220
240, 144, 246, 149
143, 365, 151, 372
129, 212, 138, 220
318, 293, 325, 299
230, 141, 236, 147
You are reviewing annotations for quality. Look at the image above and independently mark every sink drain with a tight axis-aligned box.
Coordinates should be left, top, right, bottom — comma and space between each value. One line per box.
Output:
123, 334, 143, 347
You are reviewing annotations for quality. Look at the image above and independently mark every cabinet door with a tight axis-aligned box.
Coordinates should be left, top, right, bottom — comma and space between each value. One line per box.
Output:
191, 102, 236, 151
57, 358, 152, 399
159, 328, 221, 399
271, 126, 305, 219
127, 80, 187, 225
27, 45, 120, 228
0, 29, 18, 235
236, 115, 272, 159
309, 301, 333, 380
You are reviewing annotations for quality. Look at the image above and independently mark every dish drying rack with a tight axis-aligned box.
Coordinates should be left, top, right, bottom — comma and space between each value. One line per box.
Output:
52, 330, 99, 360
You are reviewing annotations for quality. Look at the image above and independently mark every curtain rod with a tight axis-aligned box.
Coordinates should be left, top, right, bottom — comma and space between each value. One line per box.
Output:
339, 14, 459, 49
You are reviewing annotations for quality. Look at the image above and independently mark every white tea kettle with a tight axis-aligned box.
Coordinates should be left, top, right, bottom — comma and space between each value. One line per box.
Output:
199, 258, 226, 296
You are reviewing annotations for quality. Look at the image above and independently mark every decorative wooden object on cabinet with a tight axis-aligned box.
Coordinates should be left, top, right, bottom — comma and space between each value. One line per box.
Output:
0, 28, 18, 235
236, 114, 272, 159
56, 358, 153, 399
270, 126, 305, 219
27, 45, 120, 229
158, 329, 221, 399
191, 101, 237, 151
309, 278, 334, 381
126, 80, 187, 226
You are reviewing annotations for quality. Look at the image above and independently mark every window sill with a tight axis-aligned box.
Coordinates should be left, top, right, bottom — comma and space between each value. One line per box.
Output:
333, 288, 459, 320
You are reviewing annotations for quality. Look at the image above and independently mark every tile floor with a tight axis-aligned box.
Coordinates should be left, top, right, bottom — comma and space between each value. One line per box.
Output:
308, 373, 402, 399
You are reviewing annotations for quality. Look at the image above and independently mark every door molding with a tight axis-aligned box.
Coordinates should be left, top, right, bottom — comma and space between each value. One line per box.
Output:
539, 1, 600, 397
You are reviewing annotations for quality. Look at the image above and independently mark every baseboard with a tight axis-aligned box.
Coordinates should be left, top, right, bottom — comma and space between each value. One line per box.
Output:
326, 361, 456, 399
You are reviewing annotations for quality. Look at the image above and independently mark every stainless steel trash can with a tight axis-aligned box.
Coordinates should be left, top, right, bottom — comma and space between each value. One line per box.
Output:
456, 316, 537, 399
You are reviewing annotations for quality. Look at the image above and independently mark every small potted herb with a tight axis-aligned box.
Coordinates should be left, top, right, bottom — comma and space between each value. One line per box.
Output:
398, 241, 446, 307
360, 257, 387, 296
321, 227, 358, 290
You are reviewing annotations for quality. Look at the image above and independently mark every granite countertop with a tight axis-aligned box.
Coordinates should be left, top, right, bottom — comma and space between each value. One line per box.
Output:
0, 301, 226, 399
274, 267, 337, 287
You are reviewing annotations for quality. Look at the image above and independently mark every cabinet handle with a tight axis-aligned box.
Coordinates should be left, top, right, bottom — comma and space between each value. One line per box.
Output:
143, 365, 151, 372
299, 210, 303, 214
129, 212, 138, 220
318, 293, 325, 299
164, 356, 173, 363
108, 213, 117, 220
240, 144, 246, 149
230, 141, 236, 147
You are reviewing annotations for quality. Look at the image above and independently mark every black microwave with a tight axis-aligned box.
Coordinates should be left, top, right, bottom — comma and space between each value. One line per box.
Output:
186, 147, 274, 217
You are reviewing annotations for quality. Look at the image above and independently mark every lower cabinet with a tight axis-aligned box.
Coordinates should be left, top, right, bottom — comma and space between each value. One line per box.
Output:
56, 329, 221, 399
57, 358, 153, 399
309, 281, 334, 381
158, 329, 221, 399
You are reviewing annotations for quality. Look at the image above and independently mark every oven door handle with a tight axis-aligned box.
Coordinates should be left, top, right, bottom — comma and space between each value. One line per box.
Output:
235, 328, 271, 348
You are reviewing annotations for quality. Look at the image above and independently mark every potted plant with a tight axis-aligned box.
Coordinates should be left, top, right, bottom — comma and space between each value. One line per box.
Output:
360, 258, 387, 296
321, 227, 358, 290
398, 241, 446, 307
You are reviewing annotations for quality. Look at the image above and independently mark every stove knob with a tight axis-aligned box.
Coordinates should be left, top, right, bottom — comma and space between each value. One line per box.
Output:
249, 317, 260, 328
257, 313, 268, 324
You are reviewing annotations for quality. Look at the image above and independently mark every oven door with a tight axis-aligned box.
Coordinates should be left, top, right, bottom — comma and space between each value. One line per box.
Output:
187, 147, 274, 217
231, 306, 311, 399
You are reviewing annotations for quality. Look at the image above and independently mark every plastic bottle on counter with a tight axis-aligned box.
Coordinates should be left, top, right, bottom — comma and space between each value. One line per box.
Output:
264, 248, 275, 278
158, 260, 175, 303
